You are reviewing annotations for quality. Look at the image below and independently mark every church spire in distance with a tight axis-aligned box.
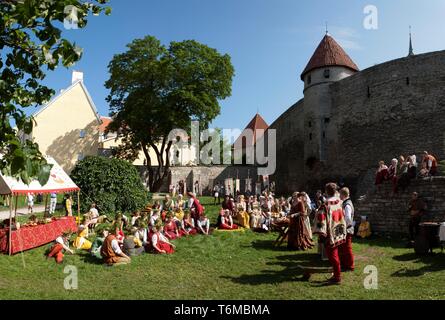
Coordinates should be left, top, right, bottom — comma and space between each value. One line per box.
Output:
408, 26, 414, 56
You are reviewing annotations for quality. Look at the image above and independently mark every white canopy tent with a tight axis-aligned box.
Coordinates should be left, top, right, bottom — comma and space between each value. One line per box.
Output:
0, 156, 79, 196
0, 156, 80, 255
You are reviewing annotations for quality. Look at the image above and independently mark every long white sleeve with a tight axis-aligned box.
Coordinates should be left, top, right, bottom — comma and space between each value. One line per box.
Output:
111, 239, 122, 255
344, 204, 353, 227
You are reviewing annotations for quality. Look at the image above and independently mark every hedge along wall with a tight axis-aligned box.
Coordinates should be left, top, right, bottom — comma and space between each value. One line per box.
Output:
354, 176, 445, 235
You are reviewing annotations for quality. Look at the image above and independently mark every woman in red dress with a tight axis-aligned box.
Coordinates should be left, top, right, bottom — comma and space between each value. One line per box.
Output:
151, 225, 175, 254
218, 209, 239, 230
163, 214, 182, 239
375, 161, 389, 186
181, 211, 197, 236
287, 192, 314, 251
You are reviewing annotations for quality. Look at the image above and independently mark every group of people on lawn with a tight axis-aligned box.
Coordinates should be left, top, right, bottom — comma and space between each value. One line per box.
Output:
47, 193, 212, 266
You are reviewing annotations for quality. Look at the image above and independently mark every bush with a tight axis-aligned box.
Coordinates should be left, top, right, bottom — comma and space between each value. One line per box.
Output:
71, 156, 150, 214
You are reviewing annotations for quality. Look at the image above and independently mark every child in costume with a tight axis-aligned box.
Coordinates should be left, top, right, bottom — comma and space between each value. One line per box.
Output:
151, 221, 176, 254
357, 216, 371, 239
73, 223, 92, 250
47, 231, 74, 263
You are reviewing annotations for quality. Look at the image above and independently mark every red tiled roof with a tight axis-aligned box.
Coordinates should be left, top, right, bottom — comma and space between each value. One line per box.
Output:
99, 116, 112, 133
234, 113, 269, 147
301, 34, 359, 80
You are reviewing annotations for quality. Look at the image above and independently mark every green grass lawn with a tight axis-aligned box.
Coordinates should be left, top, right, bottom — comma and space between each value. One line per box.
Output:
0, 197, 444, 300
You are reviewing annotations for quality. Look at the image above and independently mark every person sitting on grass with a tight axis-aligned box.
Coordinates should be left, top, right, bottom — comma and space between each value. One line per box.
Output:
221, 195, 235, 217
197, 214, 212, 235
151, 222, 176, 254
130, 211, 141, 226
236, 195, 250, 229
112, 213, 125, 243
100, 227, 131, 266
90, 224, 109, 259
218, 209, 239, 230
47, 231, 74, 264
134, 220, 149, 247
164, 212, 185, 239
123, 231, 145, 257
182, 211, 197, 235
73, 223, 92, 250
86, 204, 110, 232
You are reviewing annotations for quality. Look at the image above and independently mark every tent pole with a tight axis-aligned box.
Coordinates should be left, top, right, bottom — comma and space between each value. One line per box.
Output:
8, 195, 13, 256
77, 191, 80, 225
44, 194, 48, 217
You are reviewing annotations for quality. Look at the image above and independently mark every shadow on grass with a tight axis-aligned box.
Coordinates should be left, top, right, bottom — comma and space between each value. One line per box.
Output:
247, 239, 292, 252
391, 251, 445, 277
353, 236, 409, 249
221, 253, 332, 286
78, 252, 104, 265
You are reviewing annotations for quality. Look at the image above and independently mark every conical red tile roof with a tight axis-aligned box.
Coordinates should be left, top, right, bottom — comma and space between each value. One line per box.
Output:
301, 34, 359, 80
234, 113, 269, 147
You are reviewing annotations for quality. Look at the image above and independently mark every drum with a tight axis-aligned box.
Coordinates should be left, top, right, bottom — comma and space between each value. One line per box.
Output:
414, 222, 440, 255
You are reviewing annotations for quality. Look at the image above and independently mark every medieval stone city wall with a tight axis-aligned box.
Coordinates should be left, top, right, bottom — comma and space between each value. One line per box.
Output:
268, 99, 305, 195
270, 50, 445, 197
137, 165, 258, 195
329, 50, 445, 195
355, 177, 445, 235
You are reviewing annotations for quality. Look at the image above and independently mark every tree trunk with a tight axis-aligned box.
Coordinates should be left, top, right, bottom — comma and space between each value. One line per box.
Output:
142, 140, 173, 193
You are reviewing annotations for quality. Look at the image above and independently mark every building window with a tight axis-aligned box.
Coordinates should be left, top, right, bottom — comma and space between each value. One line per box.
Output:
79, 129, 86, 138
307, 74, 312, 85
324, 118, 330, 124
367, 86, 371, 98
77, 153, 84, 161
406, 77, 410, 85
324, 69, 330, 79
308, 121, 312, 128
323, 132, 326, 138
309, 133, 313, 141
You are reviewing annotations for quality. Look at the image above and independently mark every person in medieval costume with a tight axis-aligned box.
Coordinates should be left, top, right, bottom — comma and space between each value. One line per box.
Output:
100, 227, 131, 266
151, 221, 176, 254
236, 195, 250, 229
388, 158, 399, 195
287, 192, 314, 251
375, 161, 389, 187
47, 231, 74, 263
422, 151, 438, 176
339, 187, 355, 272
249, 195, 262, 229
319, 183, 348, 284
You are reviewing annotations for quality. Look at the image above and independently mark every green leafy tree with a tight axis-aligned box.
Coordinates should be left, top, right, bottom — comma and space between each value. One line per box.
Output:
0, 0, 111, 184
70, 156, 150, 214
105, 35, 234, 192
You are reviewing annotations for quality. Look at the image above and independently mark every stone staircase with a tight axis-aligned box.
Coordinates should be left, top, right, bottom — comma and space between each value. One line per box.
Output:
355, 176, 445, 235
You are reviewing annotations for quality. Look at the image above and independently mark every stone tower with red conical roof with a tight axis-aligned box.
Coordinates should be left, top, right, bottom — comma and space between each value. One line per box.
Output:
301, 34, 359, 164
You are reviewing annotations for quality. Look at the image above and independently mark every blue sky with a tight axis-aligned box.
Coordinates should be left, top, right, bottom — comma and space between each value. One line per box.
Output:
39, 0, 445, 130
